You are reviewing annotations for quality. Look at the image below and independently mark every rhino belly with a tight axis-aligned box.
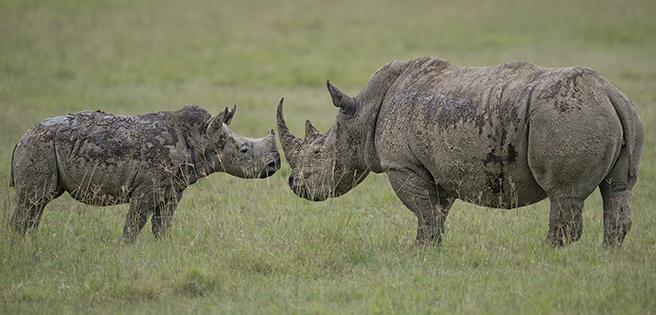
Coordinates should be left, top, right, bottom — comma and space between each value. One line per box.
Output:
418, 129, 548, 209
436, 161, 548, 209
54, 140, 146, 206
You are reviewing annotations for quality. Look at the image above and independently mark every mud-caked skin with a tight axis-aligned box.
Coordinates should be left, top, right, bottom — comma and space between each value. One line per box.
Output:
277, 56, 644, 247
11, 105, 280, 243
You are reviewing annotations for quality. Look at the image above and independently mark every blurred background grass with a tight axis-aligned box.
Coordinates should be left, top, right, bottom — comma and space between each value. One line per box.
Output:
1, 0, 655, 313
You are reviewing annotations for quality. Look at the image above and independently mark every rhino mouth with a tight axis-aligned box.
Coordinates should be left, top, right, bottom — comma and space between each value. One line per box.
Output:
288, 175, 327, 201
257, 153, 281, 178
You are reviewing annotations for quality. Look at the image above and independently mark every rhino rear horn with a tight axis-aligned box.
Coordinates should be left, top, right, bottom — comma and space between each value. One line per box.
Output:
304, 120, 321, 142
326, 79, 355, 113
276, 97, 303, 168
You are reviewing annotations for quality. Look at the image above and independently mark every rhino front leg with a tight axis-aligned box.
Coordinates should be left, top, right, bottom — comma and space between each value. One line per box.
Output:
151, 191, 183, 239
546, 196, 584, 246
123, 194, 155, 243
387, 169, 453, 245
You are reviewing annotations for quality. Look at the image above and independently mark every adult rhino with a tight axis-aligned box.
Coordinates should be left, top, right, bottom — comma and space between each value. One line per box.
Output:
11, 104, 280, 242
277, 56, 643, 247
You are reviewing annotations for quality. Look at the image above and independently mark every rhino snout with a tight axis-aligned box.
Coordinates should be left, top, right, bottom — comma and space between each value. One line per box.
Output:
288, 175, 325, 201
258, 152, 281, 178
288, 175, 308, 199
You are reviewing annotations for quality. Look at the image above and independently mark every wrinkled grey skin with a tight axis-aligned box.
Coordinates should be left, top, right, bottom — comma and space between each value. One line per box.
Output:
277, 56, 643, 247
11, 105, 280, 243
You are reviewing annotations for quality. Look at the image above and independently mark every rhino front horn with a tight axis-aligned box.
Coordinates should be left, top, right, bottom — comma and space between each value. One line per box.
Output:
326, 79, 354, 111
276, 97, 302, 168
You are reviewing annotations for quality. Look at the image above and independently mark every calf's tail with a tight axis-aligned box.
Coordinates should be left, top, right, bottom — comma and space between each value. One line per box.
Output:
9, 143, 17, 187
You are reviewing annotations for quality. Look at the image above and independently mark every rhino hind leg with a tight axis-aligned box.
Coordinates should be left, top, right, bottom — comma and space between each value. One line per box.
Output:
11, 185, 63, 234
11, 153, 63, 234
599, 148, 635, 247
387, 169, 454, 245
599, 183, 632, 247
546, 197, 584, 246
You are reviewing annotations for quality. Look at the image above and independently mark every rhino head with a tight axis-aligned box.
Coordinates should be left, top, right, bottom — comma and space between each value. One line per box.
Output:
206, 106, 280, 179
276, 81, 370, 201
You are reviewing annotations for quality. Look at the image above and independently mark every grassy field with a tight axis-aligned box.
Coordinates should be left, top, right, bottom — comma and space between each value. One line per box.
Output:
1, 0, 655, 313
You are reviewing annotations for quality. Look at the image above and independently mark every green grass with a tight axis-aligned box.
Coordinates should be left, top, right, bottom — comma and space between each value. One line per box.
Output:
1, 0, 655, 313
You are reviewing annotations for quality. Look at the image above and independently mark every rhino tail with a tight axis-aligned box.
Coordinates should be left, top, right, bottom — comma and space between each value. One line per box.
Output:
9, 142, 17, 187
608, 86, 644, 186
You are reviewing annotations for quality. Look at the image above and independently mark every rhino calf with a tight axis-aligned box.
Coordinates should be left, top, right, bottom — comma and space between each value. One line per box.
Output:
277, 56, 644, 247
10, 105, 280, 242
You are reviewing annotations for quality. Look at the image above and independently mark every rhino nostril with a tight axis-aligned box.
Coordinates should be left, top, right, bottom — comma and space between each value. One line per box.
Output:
288, 176, 295, 188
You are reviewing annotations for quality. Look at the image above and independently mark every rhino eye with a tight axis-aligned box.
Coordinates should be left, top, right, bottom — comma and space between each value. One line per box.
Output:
313, 146, 320, 155
240, 146, 249, 153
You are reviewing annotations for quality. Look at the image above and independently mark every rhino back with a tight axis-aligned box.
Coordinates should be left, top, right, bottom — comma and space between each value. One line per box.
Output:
374, 57, 622, 208
51, 105, 210, 203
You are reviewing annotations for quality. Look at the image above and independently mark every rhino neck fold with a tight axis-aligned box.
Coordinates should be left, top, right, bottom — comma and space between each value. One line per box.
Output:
179, 132, 210, 185
354, 59, 408, 174
359, 97, 385, 174
181, 133, 197, 177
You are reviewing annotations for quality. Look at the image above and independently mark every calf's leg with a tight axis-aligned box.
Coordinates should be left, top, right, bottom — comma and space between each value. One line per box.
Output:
123, 194, 154, 243
11, 187, 63, 234
11, 174, 63, 234
151, 191, 183, 239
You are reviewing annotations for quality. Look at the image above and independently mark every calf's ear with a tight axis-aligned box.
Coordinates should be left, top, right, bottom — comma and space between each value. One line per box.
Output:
225, 105, 236, 125
207, 106, 233, 134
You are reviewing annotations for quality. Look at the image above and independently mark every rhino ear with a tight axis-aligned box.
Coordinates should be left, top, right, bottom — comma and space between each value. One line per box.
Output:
326, 79, 356, 115
224, 105, 236, 126
207, 106, 230, 135
304, 119, 321, 142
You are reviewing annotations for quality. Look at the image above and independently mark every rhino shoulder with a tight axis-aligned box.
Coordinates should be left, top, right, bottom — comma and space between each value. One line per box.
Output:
501, 60, 539, 69
355, 57, 457, 105
161, 105, 214, 174
170, 105, 212, 133
373, 56, 454, 82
